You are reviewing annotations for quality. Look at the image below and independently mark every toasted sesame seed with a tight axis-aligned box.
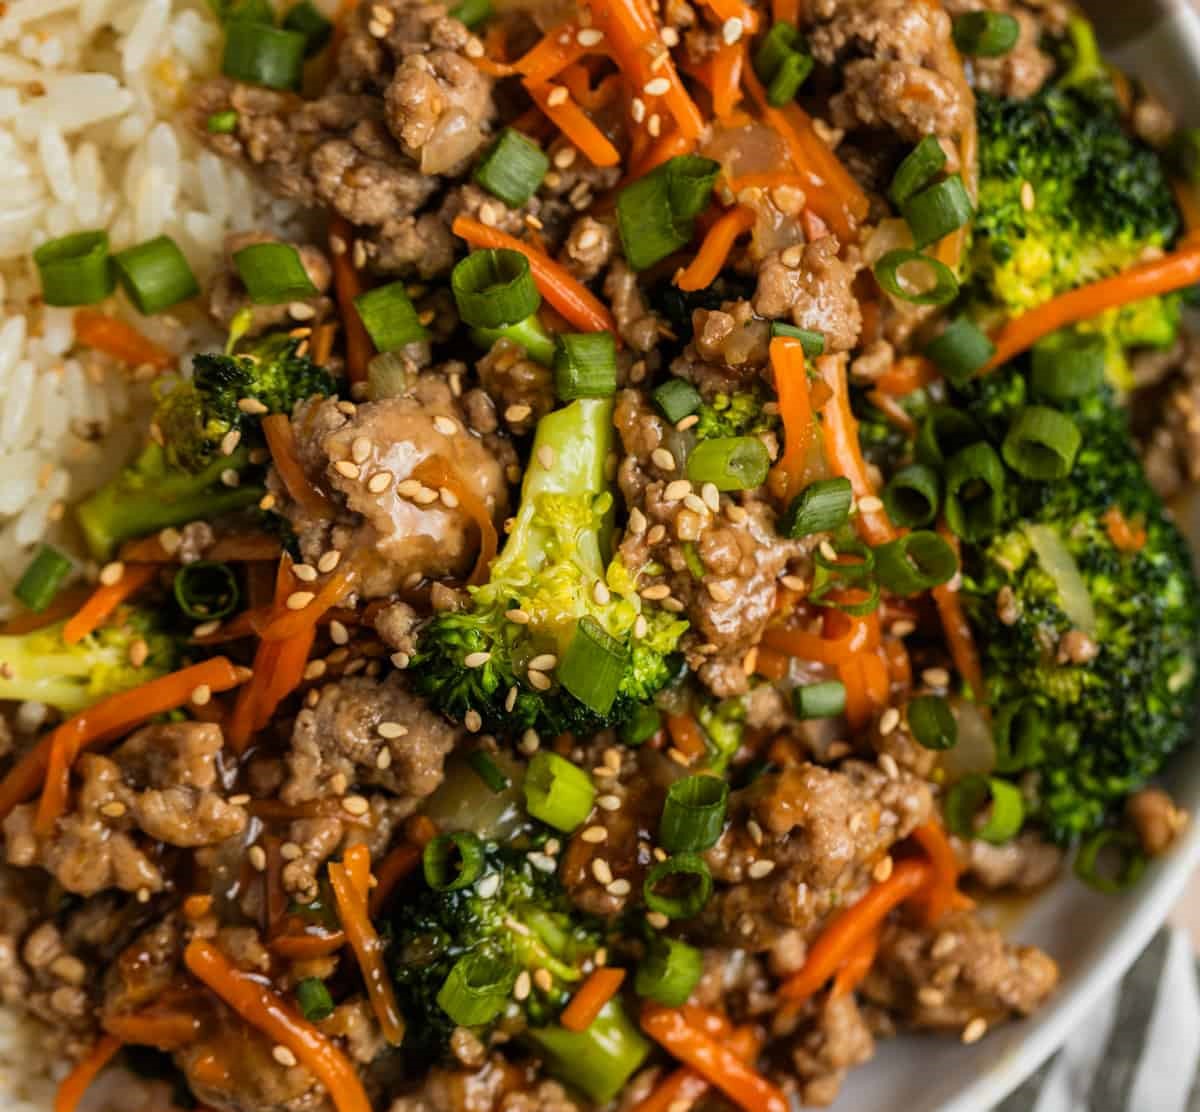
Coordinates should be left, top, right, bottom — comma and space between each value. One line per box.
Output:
596, 794, 620, 812
237, 397, 269, 415
923, 667, 951, 688
634, 615, 648, 639
519, 728, 540, 754
505, 685, 519, 712
376, 748, 393, 770
631, 97, 646, 123
879, 707, 901, 736
663, 479, 691, 502
546, 84, 569, 106
514, 970, 532, 1000
506, 607, 531, 624
528, 653, 558, 672
742, 646, 759, 675
581, 825, 608, 844
707, 581, 733, 603
477, 872, 501, 899
396, 478, 422, 498
286, 590, 315, 611
98, 561, 124, 587
647, 523, 667, 545
505, 403, 532, 423
343, 795, 370, 816
334, 459, 360, 479
220, 429, 241, 457
434, 415, 458, 436
528, 851, 557, 873
527, 669, 552, 691
592, 858, 614, 885
303, 660, 327, 680
248, 845, 267, 871
281, 842, 302, 860
100, 801, 127, 818
858, 494, 884, 513
229, 794, 251, 806
607, 878, 632, 896
644, 76, 670, 96
378, 721, 408, 739
273, 1045, 298, 1068
190, 684, 212, 706
818, 540, 839, 562
318, 550, 342, 574
537, 444, 556, 469
327, 619, 349, 646
193, 620, 220, 639
683, 493, 707, 515
126, 637, 149, 668
628, 507, 648, 535
367, 470, 393, 496
651, 447, 676, 471
577, 27, 604, 45
291, 563, 317, 583
961, 1017, 987, 1044
722, 15, 743, 41
748, 859, 776, 879
873, 855, 894, 882
533, 968, 554, 993
747, 819, 763, 845
464, 651, 492, 668
675, 414, 699, 432
891, 619, 917, 637
439, 485, 459, 508
219, 468, 240, 488
464, 710, 483, 732
646, 910, 670, 930
700, 482, 721, 513
592, 580, 611, 605
553, 146, 578, 170
414, 486, 439, 505
879, 753, 900, 780
640, 583, 671, 601
780, 574, 807, 592
391, 652, 411, 669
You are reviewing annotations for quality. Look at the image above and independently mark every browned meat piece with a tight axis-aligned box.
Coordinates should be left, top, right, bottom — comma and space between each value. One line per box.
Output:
373, 213, 459, 278
754, 238, 863, 353
807, 0, 953, 64
372, 600, 420, 655
476, 339, 556, 434
692, 304, 772, 372
283, 673, 461, 806
206, 231, 333, 337
1127, 786, 1189, 856
320, 998, 387, 1065
956, 833, 1063, 891
787, 993, 876, 1107
443, 182, 531, 239
831, 59, 969, 142
101, 917, 182, 1019
965, 7, 1055, 99
387, 1056, 579, 1112
863, 909, 1058, 1032
310, 125, 439, 227
559, 215, 616, 281
606, 258, 664, 353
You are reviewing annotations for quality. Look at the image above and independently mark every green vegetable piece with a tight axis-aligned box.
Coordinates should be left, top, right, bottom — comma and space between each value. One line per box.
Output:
524, 751, 596, 831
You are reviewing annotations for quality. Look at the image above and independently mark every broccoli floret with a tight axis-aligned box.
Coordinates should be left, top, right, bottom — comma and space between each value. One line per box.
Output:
0, 610, 178, 713
412, 399, 687, 738
390, 842, 650, 1102
694, 389, 778, 442
76, 333, 335, 558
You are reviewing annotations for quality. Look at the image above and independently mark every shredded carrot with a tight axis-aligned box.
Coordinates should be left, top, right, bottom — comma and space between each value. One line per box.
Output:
815, 355, 896, 544
769, 336, 816, 500
640, 1005, 788, 1112
184, 894, 215, 921
228, 557, 294, 753
754, 646, 790, 681
883, 637, 911, 690
627, 130, 697, 183
55, 1035, 123, 1112
329, 846, 407, 1046
676, 206, 754, 292
710, 40, 745, 121
763, 604, 880, 665
772, 0, 799, 24
632, 1026, 761, 1112
104, 1009, 201, 1050
409, 455, 498, 586
260, 562, 357, 643
312, 322, 337, 366
778, 859, 933, 1002
829, 928, 879, 1000
524, 80, 621, 168
666, 711, 708, 761
1104, 506, 1148, 553
985, 242, 1200, 372
73, 309, 173, 371
328, 214, 375, 383
185, 939, 372, 1112
910, 821, 961, 925
62, 563, 159, 646
453, 216, 617, 334
270, 930, 348, 961
931, 528, 985, 702
19, 657, 247, 832
262, 413, 335, 519
874, 354, 938, 397
514, 23, 595, 82
560, 967, 626, 1032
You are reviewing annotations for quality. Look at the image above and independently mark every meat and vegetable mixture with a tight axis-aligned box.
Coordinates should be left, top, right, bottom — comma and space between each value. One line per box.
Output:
9, 0, 1200, 1109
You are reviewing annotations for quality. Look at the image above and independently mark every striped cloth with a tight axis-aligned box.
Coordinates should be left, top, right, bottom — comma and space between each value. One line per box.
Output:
994, 929, 1200, 1112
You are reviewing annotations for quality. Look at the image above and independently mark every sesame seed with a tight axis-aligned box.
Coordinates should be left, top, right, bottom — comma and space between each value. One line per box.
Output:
292, 563, 318, 583
528, 851, 557, 873
391, 652, 411, 669
683, 493, 707, 515
596, 794, 620, 812
537, 444, 556, 469
722, 16, 743, 42
519, 728, 540, 754
644, 77, 670, 96
100, 801, 127, 818
818, 540, 839, 562
577, 27, 604, 45
219, 468, 240, 488
378, 721, 408, 739
631, 97, 646, 123
505, 685, 519, 712
858, 495, 884, 513
190, 684, 212, 706
651, 447, 676, 471
647, 910, 670, 929
229, 794, 251, 806
439, 486, 459, 508
546, 84, 569, 107
514, 970, 532, 1000
660, 26, 679, 45
923, 667, 951, 688
464, 651, 492, 668
1020, 181, 1036, 212
634, 615, 648, 639
707, 581, 732, 603
879, 753, 900, 780
647, 523, 667, 545
237, 397, 269, 415
318, 550, 342, 574
281, 842, 302, 860
303, 660, 327, 681
592, 580, 611, 605
98, 561, 124, 587
742, 646, 758, 675
396, 479, 422, 498
648, 113, 662, 137
350, 436, 372, 464
343, 795, 370, 816
961, 1017, 988, 1044
581, 825, 608, 844
607, 878, 631, 896
577, 227, 600, 250
329, 619, 349, 646
478, 872, 501, 899
527, 669, 552, 691
506, 607, 531, 625
663, 479, 691, 502
505, 403, 531, 423
334, 460, 360, 479
873, 855, 894, 882
258, 493, 277, 511
879, 707, 901, 736
376, 748, 393, 770
464, 710, 483, 732
747, 819, 763, 845
592, 858, 614, 885
220, 429, 241, 456
414, 486, 439, 505
193, 621, 221, 640
127, 638, 149, 668
628, 507, 648, 535
553, 146, 578, 170
286, 591, 315, 611
891, 619, 916, 637
780, 574, 807, 592
528, 653, 558, 672
533, 969, 554, 993
675, 414, 699, 432
640, 583, 671, 601
434, 415, 458, 436
248, 845, 267, 871
273, 1045, 298, 1068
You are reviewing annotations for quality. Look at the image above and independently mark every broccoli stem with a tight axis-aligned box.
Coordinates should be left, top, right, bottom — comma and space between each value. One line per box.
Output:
526, 999, 651, 1104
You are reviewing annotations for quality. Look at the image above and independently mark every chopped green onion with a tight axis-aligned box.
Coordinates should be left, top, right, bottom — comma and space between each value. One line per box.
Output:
560, 617, 628, 716
780, 476, 853, 538
1074, 829, 1146, 894
635, 936, 703, 1006
993, 700, 1044, 772
554, 332, 617, 400
616, 156, 719, 271
901, 175, 973, 251
14, 545, 73, 613
770, 321, 825, 356
423, 831, 485, 891
1031, 334, 1106, 401
452, 249, 540, 329
450, 0, 492, 28
527, 1002, 651, 1104
793, 681, 846, 720
665, 156, 721, 222
883, 463, 940, 528
653, 379, 703, 424
113, 236, 200, 316
222, 23, 307, 90
686, 436, 770, 491
354, 280, 428, 352
952, 10, 1020, 56
659, 775, 729, 853
813, 539, 875, 583
907, 694, 957, 750
33, 230, 115, 307
1002, 406, 1081, 480
173, 561, 239, 621
467, 751, 510, 793
944, 774, 1025, 844
681, 541, 705, 581
232, 241, 318, 304
642, 853, 712, 919
767, 51, 814, 106
753, 21, 801, 82
944, 442, 1006, 542
296, 978, 335, 1022
206, 109, 239, 133
622, 704, 662, 746
924, 316, 995, 385
524, 751, 596, 832
916, 406, 981, 467
474, 129, 550, 208
221, 0, 275, 22
283, 1, 333, 55
811, 540, 879, 615
873, 249, 959, 306
873, 531, 958, 596
889, 136, 948, 207
438, 949, 514, 1026
471, 314, 556, 366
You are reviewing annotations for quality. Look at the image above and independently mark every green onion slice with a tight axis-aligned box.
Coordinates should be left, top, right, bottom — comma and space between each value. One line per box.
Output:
233, 241, 318, 304
452, 249, 540, 329
643, 853, 713, 919
467, 751, 511, 793
770, 321, 825, 356
283, 1, 334, 55
767, 50, 814, 106
437, 949, 515, 1026
659, 775, 729, 853
811, 540, 880, 615
113, 235, 200, 316
355, 280, 428, 352
653, 378, 703, 424
524, 750, 596, 832
916, 406, 982, 467
944, 442, 1006, 542
883, 463, 940, 528
993, 699, 1044, 773
944, 774, 1025, 844
1031, 333, 1106, 401
423, 831, 486, 891
475, 129, 549, 208
471, 314, 556, 366
617, 172, 691, 272
780, 476, 853, 538
874, 249, 959, 306
753, 21, 802, 82
560, 617, 628, 716
622, 704, 662, 747
1074, 830, 1147, 894
901, 175, 973, 251
873, 531, 958, 596
450, 0, 492, 27
34, 230, 115, 307
907, 694, 957, 750
924, 316, 995, 385
206, 109, 239, 133
14, 545, 73, 613
296, 977, 335, 1021
952, 10, 1021, 56
793, 681, 846, 720
889, 135, 948, 207
635, 936, 703, 1006
173, 561, 239, 621
665, 156, 721, 222
686, 436, 770, 491
554, 332, 617, 401
222, 22, 307, 90
1002, 406, 1081, 481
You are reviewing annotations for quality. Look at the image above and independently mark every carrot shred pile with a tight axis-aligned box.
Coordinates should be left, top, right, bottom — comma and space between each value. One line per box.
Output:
54, 1035, 123, 1112
62, 563, 159, 646
709, 41, 746, 122
329, 214, 375, 383
525, 80, 621, 167
676, 205, 755, 292
560, 967, 626, 1032
73, 309, 173, 371
262, 413, 336, 519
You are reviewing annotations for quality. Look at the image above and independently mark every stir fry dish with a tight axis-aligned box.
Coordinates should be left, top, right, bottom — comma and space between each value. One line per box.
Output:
6, 1, 1200, 1110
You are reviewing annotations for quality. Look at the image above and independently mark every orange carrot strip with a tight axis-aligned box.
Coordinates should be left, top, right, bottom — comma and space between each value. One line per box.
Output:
524, 80, 621, 168
632, 1026, 761, 1112
676, 206, 755, 292
23, 657, 247, 832
228, 557, 294, 753
1, 586, 91, 635
640, 1005, 788, 1112
369, 843, 422, 915
453, 215, 617, 334
627, 130, 696, 183
560, 968, 626, 1032
754, 646, 790, 681
911, 820, 960, 925
73, 309, 173, 371
410, 456, 498, 586
55, 1035, 123, 1112
829, 928, 879, 1000
270, 930, 348, 960
328, 214, 375, 383
514, 23, 592, 82
874, 354, 938, 397
104, 1010, 201, 1050
262, 414, 335, 519
62, 563, 159, 646
985, 243, 1200, 372
665, 712, 708, 761
778, 859, 933, 1002
312, 322, 337, 366
1103, 506, 1147, 553
710, 41, 745, 122
185, 939, 373, 1112
769, 336, 815, 500
329, 850, 407, 1047
931, 529, 985, 702
763, 608, 880, 666
883, 637, 912, 690
772, 0, 798, 23
815, 356, 896, 544
259, 563, 357, 643
679, 1005, 734, 1039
